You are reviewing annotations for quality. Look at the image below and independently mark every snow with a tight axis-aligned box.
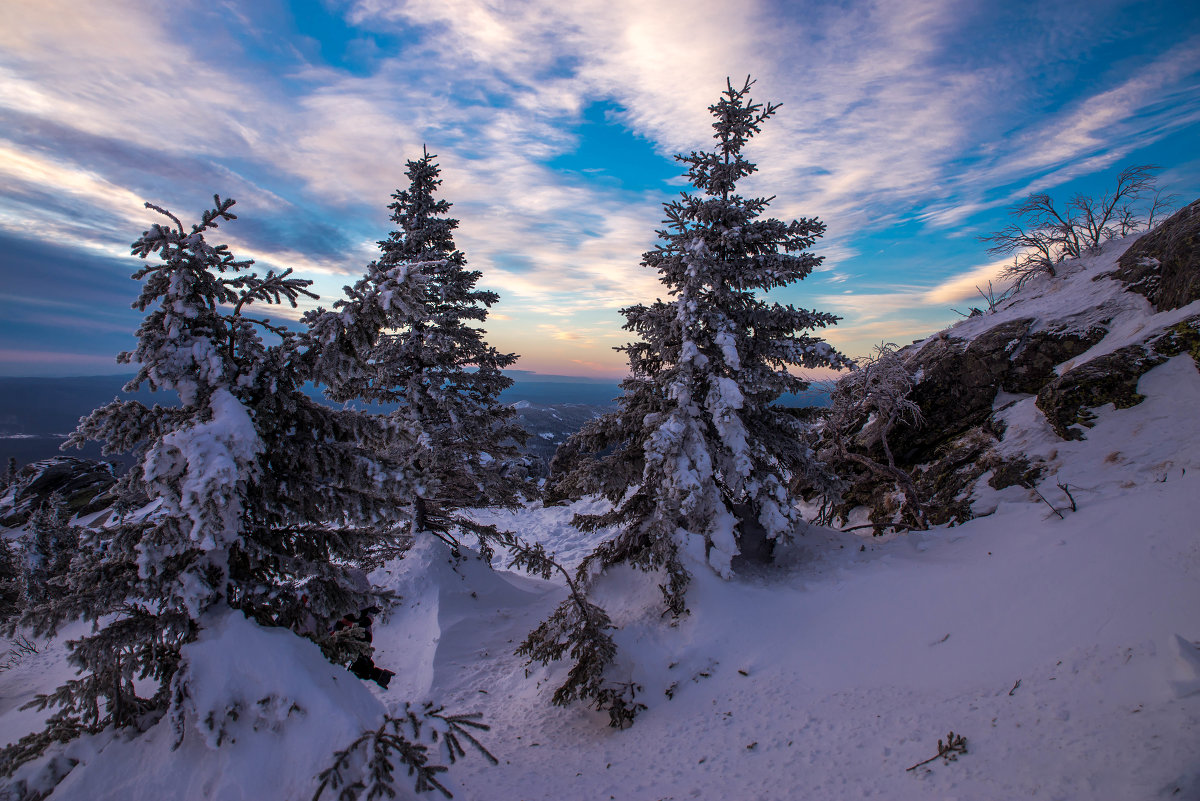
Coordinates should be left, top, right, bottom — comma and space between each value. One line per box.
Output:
4, 242, 1200, 800
433, 386, 1200, 799
8, 612, 390, 801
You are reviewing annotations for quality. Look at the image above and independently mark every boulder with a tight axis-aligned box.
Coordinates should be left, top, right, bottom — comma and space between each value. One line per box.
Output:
892, 319, 1106, 460
1034, 315, 1200, 440
1111, 198, 1200, 311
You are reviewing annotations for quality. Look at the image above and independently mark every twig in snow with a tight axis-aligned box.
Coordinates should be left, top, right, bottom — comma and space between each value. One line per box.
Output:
906, 731, 968, 772
840, 522, 915, 534
1031, 485, 1065, 519
1008, 679, 1021, 696
1056, 482, 1077, 512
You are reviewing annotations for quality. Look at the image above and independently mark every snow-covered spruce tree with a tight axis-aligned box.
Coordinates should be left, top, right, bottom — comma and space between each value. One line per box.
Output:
0, 536, 21, 629
308, 148, 527, 558
532, 77, 850, 718
19, 493, 80, 609
0, 197, 419, 780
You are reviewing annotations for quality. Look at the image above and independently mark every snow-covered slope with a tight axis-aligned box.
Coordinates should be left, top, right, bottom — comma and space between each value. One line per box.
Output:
2, 233, 1199, 800
426, 355, 1200, 800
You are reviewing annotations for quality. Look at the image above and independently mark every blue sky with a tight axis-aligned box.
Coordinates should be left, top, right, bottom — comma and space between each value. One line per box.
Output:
1, 0, 1198, 378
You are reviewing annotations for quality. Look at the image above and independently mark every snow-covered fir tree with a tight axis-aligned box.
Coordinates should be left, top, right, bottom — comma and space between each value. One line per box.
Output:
0, 536, 21, 628
532, 78, 850, 717
0, 197, 420, 779
19, 494, 79, 609
555, 76, 849, 590
307, 148, 527, 556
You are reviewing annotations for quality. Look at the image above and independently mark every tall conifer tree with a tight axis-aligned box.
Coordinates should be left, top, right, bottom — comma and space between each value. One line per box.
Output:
529, 79, 849, 721
2, 198, 420, 778
312, 149, 527, 552
551, 77, 850, 611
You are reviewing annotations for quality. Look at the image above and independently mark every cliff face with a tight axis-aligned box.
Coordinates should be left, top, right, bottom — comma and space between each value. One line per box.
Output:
820, 199, 1200, 531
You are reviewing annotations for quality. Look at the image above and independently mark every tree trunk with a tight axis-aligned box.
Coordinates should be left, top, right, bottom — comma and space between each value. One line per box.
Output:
730, 501, 774, 569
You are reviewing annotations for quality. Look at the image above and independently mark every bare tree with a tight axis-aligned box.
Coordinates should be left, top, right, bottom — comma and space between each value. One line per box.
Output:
982, 165, 1174, 288
821, 343, 928, 529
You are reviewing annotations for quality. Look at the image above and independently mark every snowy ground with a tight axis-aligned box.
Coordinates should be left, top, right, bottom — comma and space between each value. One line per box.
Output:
3, 246, 1200, 799
382, 354, 1200, 801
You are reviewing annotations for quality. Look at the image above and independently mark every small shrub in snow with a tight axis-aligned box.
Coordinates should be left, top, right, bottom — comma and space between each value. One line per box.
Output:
906, 730, 968, 772
313, 703, 496, 801
508, 536, 618, 717
593, 682, 646, 730
818, 343, 928, 530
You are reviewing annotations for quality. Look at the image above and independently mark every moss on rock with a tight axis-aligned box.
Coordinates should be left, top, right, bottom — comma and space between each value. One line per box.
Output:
1148, 316, 1200, 366
1035, 345, 1167, 440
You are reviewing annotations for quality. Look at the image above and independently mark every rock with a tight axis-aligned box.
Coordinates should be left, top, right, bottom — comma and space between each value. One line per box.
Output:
1035, 345, 1166, 440
892, 321, 1025, 460
1034, 315, 1200, 441
0, 456, 117, 527
892, 319, 1106, 459
1111, 198, 1200, 311
913, 430, 999, 526
1148, 316, 1200, 366
1004, 326, 1108, 394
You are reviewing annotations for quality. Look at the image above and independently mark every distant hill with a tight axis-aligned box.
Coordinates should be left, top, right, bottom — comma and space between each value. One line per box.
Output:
0, 371, 827, 470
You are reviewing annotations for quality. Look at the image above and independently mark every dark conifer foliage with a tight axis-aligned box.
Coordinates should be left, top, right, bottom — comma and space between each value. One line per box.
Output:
2, 197, 418, 777
19, 494, 79, 609
308, 149, 528, 556
0, 537, 21, 628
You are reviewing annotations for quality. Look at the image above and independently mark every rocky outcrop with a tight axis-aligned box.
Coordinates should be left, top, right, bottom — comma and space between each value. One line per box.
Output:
1111, 198, 1200, 311
1035, 345, 1167, 440
0, 456, 116, 527
816, 198, 1200, 530
1035, 315, 1200, 440
891, 319, 1105, 460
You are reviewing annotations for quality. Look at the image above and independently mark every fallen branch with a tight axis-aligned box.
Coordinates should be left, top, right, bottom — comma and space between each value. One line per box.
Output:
906, 731, 968, 772
840, 522, 915, 534
1030, 485, 1065, 519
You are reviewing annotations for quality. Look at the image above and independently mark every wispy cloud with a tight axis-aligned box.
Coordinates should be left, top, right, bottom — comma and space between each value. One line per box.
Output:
1, 0, 1197, 375
921, 258, 1013, 306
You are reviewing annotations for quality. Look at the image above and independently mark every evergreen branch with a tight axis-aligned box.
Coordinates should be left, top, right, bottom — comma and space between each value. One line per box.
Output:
143, 202, 185, 235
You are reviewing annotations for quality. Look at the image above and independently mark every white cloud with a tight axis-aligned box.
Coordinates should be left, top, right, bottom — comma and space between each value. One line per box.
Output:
2, 0, 1198, 375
